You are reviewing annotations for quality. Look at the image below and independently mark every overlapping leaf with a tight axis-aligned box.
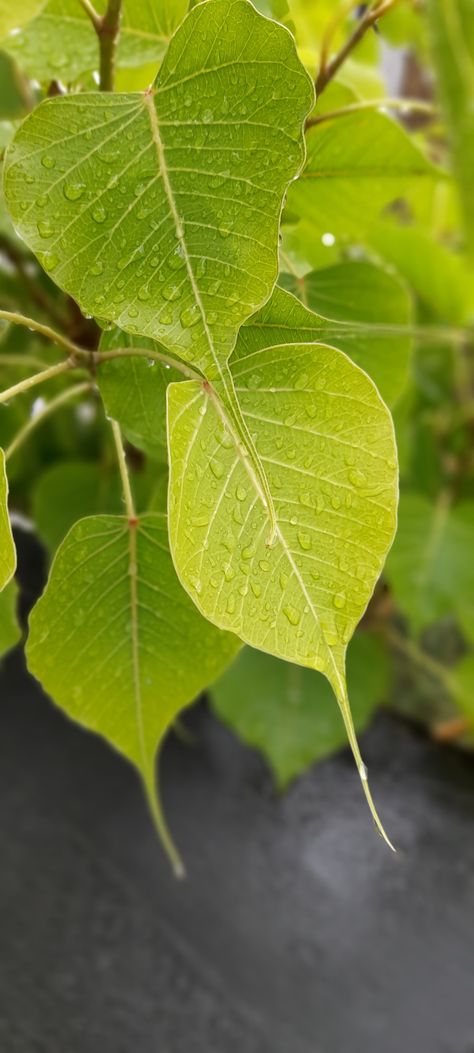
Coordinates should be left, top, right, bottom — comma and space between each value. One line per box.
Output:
4, 0, 314, 383
0, 449, 16, 590
287, 110, 438, 238
1, 0, 188, 83
167, 328, 398, 842
211, 632, 389, 789
26, 512, 240, 871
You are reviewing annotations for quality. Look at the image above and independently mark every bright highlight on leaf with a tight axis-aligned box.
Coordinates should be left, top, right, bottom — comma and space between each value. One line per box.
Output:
26, 512, 240, 874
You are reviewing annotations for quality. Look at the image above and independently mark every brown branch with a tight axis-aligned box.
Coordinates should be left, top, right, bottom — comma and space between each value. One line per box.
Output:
316, 0, 402, 95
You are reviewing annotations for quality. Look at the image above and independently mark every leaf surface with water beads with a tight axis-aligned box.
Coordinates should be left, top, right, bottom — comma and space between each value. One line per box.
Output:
167, 327, 398, 845
26, 512, 240, 873
3, 0, 314, 384
0, 449, 16, 591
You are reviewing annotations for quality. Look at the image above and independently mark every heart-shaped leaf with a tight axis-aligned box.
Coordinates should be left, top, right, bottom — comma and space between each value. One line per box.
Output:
26, 512, 240, 872
4, 0, 314, 383
168, 333, 398, 844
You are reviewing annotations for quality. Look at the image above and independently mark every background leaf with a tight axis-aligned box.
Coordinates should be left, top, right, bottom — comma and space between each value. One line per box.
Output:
279, 260, 413, 405
211, 631, 389, 789
26, 512, 240, 871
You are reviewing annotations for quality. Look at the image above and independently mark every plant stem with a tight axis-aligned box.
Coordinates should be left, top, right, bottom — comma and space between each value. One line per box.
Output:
77, 0, 102, 31
0, 310, 83, 358
5, 381, 92, 461
306, 97, 436, 129
94, 346, 201, 380
110, 418, 136, 521
0, 359, 76, 406
98, 0, 123, 92
316, 0, 402, 95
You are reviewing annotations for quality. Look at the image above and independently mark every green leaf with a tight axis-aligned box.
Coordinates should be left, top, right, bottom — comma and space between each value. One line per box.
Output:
428, 0, 474, 258
0, 448, 16, 590
168, 334, 398, 845
279, 261, 413, 405
98, 328, 183, 460
26, 512, 240, 873
0, 577, 20, 658
453, 654, 474, 723
385, 493, 474, 640
4, 0, 314, 383
287, 111, 438, 239
211, 631, 389, 789
0, 0, 44, 37
1, 0, 189, 83
32, 459, 123, 552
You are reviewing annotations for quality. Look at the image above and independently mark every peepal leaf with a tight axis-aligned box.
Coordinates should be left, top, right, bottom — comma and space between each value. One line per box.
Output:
0, 449, 16, 590
168, 337, 398, 845
4, 0, 314, 383
26, 512, 240, 873
279, 261, 413, 405
211, 632, 389, 789
1, 0, 189, 83
287, 110, 437, 238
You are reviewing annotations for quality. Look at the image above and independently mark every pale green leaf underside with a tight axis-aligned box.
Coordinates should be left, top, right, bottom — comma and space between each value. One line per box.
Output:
98, 327, 183, 460
0, 448, 16, 590
0, 578, 21, 659
26, 512, 240, 865
1, 0, 188, 82
167, 338, 398, 841
278, 261, 413, 405
211, 632, 389, 789
4, 0, 314, 383
287, 110, 438, 237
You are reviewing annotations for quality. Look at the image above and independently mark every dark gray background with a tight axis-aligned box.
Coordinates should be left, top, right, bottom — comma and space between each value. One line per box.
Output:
0, 535, 473, 1053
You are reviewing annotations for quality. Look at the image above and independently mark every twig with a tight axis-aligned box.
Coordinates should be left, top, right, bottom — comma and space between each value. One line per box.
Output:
0, 358, 77, 406
306, 97, 436, 129
110, 418, 136, 521
5, 381, 92, 460
316, 0, 402, 95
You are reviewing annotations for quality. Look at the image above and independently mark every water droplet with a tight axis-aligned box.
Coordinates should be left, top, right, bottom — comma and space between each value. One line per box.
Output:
64, 182, 85, 201
91, 260, 103, 276
333, 593, 346, 610
41, 155, 55, 169
180, 305, 200, 328
138, 286, 151, 301
297, 531, 311, 551
226, 594, 236, 614
162, 283, 181, 302
210, 457, 224, 479
258, 559, 270, 572
349, 469, 367, 487
92, 205, 107, 224
283, 605, 300, 626
251, 581, 261, 598
42, 251, 58, 271
236, 485, 246, 502
37, 220, 54, 238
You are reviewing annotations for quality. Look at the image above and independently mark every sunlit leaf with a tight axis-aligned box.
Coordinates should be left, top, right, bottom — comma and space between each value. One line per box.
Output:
279, 260, 413, 405
0, 449, 16, 590
211, 631, 389, 789
385, 493, 474, 640
1, 0, 189, 83
0, 577, 20, 658
26, 512, 240, 871
168, 331, 398, 843
4, 0, 313, 383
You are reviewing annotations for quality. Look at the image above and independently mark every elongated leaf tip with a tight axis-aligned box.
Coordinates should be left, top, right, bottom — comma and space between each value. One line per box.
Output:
336, 686, 395, 852
143, 769, 186, 879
